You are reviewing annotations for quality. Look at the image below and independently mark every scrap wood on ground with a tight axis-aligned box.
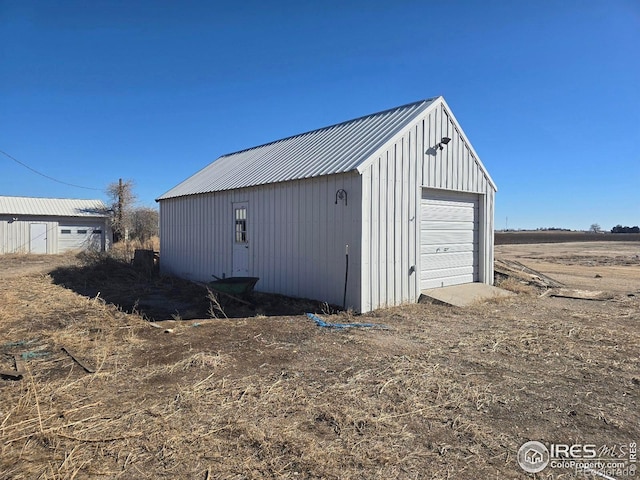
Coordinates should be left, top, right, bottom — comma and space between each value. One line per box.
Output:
494, 258, 565, 288
0, 355, 25, 380
495, 259, 618, 301
543, 288, 616, 301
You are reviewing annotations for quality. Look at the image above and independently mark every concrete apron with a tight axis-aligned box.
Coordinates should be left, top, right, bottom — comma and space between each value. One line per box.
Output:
420, 283, 515, 307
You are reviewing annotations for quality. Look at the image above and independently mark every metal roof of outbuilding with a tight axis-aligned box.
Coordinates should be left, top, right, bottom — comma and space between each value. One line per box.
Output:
0, 196, 109, 217
157, 97, 438, 200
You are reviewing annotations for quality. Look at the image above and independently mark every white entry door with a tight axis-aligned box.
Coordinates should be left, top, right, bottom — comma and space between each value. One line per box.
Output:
30, 223, 47, 254
232, 202, 249, 276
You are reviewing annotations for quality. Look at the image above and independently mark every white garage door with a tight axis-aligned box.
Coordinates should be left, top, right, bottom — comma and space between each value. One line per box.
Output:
59, 225, 104, 253
420, 190, 479, 289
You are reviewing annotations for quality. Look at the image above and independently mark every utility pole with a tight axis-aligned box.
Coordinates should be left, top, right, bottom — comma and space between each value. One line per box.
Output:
108, 178, 135, 244
118, 178, 124, 234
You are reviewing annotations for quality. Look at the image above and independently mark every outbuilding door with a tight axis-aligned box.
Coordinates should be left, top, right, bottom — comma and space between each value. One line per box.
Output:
30, 223, 47, 254
420, 190, 479, 289
59, 225, 104, 253
232, 202, 249, 276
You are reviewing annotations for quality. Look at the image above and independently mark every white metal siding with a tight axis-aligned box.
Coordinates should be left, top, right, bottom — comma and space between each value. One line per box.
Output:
360, 99, 495, 311
420, 190, 479, 289
360, 129, 419, 311
0, 218, 57, 254
159, 173, 363, 311
0, 197, 110, 255
0, 216, 109, 254
418, 101, 495, 287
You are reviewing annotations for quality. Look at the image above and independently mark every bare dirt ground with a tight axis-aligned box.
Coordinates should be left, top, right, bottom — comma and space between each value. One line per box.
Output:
0, 253, 79, 280
1, 243, 639, 479
496, 241, 640, 293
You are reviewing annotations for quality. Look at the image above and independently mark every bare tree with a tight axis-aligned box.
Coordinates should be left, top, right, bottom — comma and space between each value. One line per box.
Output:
130, 207, 159, 243
106, 179, 137, 242
589, 223, 601, 233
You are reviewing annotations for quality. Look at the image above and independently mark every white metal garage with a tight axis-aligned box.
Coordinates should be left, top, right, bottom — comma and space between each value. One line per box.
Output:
420, 189, 479, 289
158, 96, 496, 312
0, 196, 111, 254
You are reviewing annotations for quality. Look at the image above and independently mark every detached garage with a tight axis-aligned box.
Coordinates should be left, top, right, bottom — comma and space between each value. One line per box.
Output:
157, 96, 496, 313
0, 196, 111, 254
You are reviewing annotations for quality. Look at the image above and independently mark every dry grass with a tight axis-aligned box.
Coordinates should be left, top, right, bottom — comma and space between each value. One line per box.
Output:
1, 251, 639, 479
206, 289, 228, 319
495, 276, 538, 295
109, 236, 160, 263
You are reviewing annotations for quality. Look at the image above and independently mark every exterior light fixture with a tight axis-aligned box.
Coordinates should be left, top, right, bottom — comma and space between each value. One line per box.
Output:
437, 137, 451, 150
426, 137, 452, 154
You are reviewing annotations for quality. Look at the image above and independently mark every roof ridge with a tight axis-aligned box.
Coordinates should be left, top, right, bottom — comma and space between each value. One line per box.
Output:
157, 96, 444, 200
219, 97, 439, 158
0, 195, 104, 202
0, 196, 109, 217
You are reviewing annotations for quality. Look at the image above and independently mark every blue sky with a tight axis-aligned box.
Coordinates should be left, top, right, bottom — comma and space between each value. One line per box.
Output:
1, 0, 638, 231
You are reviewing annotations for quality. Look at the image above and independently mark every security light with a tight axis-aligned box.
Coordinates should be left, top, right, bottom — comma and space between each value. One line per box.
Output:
436, 137, 452, 150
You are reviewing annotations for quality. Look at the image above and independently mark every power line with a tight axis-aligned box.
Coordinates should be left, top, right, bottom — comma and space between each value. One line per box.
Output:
0, 149, 102, 191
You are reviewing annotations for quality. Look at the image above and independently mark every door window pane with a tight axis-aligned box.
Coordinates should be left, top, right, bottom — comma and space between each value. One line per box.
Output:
235, 207, 247, 243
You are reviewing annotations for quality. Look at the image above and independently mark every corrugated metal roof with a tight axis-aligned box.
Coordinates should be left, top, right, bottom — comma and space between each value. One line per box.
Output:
0, 196, 109, 217
157, 97, 438, 200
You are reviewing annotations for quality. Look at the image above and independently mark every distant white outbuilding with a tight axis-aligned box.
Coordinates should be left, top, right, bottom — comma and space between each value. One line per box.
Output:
157, 96, 497, 312
0, 196, 111, 254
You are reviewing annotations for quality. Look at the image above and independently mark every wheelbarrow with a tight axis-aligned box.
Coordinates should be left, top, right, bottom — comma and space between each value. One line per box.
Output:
208, 276, 259, 305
